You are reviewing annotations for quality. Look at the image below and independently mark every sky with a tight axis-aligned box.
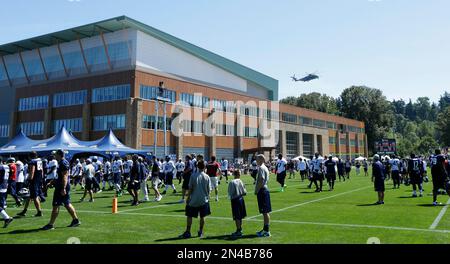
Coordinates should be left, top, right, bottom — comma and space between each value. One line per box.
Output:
1, 0, 449, 102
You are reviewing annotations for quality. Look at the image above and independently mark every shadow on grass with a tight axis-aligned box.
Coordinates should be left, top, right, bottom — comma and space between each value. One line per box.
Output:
357, 203, 381, 207
398, 196, 418, 199
170, 209, 185, 213
201, 234, 259, 241
300, 191, 317, 194
154, 236, 192, 242
3, 228, 42, 235
417, 204, 446, 207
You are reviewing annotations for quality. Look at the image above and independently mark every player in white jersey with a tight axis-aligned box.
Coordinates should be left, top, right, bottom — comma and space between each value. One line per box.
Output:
112, 156, 124, 196
297, 158, 307, 182
71, 159, 83, 190
276, 154, 288, 192
389, 156, 401, 189
220, 157, 229, 183
122, 156, 131, 189
15, 159, 25, 192
162, 156, 177, 195
311, 153, 325, 192
0, 159, 13, 228
44, 154, 58, 197
103, 159, 112, 190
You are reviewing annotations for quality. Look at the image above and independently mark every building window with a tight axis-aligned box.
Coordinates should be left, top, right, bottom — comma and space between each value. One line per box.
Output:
286, 131, 299, 159
213, 99, 226, 112
18, 95, 49, 111
92, 84, 130, 103
282, 113, 298, 124
0, 124, 9, 138
313, 119, 326, 128
244, 127, 258, 138
53, 118, 82, 133
302, 134, 314, 157
53, 90, 87, 107
20, 122, 44, 136
241, 105, 258, 117
327, 122, 337, 130
350, 139, 356, 146
216, 124, 225, 136
329, 137, 336, 145
140, 85, 176, 103
142, 115, 171, 130
182, 120, 192, 133
192, 121, 203, 134
225, 101, 236, 113
340, 138, 347, 145
300, 117, 313, 126
92, 114, 126, 131
225, 125, 235, 136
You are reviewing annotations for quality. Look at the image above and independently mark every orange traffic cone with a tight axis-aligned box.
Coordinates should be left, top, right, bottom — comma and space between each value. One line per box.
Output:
112, 196, 118, 214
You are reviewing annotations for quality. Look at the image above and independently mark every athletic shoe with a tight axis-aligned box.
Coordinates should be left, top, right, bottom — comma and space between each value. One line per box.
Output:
198, 231, 204, 238
215, 196, 219, 202
256, 230, 271, 237
3, 218, 13, 228
231, 231, 243, 239
89, 199, 94, 203
79, 198, 84, 202
280, 187, 284, 193
179, 231, 191, 239
97, 190, 102, 194
16, 211, 27, 217
178, 199, 185, 204
156, 196, 162, 202
412, 193, 418, 198
41, 224, 55, 231
173, 190, 177, 194
34, 211, 43, 217
161, 191, 167, 195
419, 193, 423, 197
143, 197, 150, 202
67, 219, 81, 228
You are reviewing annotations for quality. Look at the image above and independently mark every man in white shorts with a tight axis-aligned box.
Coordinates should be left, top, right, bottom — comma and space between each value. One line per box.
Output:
206, 156, 221, 201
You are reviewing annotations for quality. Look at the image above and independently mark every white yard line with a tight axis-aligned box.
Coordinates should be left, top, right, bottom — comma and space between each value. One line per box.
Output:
118, 183, 307, 214
247, 186, 371, 220
429, 198, 450, 230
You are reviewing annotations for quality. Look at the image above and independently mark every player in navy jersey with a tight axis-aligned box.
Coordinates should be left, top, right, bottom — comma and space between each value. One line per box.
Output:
17, 152, 44, 218
324, 156, 337, 191
41, 150, 80, 230
372, 154, 386, 205
430, 149, 449, 205
408, 153, 424, 198
179, 155, 193, 204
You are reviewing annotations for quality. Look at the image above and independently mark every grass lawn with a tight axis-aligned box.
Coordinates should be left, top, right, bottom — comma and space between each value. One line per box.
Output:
0, 169, 449, 244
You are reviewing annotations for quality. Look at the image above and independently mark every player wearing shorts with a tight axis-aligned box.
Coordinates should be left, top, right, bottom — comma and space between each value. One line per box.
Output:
0, 160, 13, 228
408, 154, 424, 198
17, 152, 44, 218
324, 156, 337, 191
372, 154, 385, 205
80, 159, 95, 203
206, 156, 221, 201
150, 156, 162, 202
430, 149, 449, 206
220, 158, 229, 184
179, 155, 193, 204
162, 156, 177, 195
276, 154, 287, 192
176, 159, 185, 185
311, 153, 325, 192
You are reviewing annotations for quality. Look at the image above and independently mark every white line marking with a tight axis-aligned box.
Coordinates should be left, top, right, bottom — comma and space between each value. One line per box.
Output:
247, 186, 371, 219
429, 198, 450, 230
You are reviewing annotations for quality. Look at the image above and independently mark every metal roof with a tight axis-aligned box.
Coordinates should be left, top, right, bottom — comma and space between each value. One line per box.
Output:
0, 16, 278, 100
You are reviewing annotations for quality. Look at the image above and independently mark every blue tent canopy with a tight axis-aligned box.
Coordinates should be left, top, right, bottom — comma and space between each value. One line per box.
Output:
0, 126, 151, 160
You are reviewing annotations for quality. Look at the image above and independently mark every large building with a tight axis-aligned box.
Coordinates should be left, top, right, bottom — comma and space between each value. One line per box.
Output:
0, 16, 367, 160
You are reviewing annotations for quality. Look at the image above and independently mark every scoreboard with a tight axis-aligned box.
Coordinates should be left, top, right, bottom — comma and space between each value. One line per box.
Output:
374, 139, 397, 155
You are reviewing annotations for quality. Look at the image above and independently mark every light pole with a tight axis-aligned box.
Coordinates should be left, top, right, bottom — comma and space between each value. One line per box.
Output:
154, 82, 171, 157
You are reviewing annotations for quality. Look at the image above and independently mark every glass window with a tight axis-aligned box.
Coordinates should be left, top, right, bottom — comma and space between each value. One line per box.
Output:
142, 115, 171, 130
183, 120, 192, 133
20, 122, 44, 136
92, 114, 126, 131
313, 119, 326, 128
329, 137, 336, 144
192, 121, 203, 134
286, 132, 299, 159
0, 124, 9, 138
108, 41, 130, 63
140, 85, 176, 103
216, 124, 225, 136
244, 127, 258, 138
327, 122, 337, 130
340, 138, 347, 145
300, 117, 313, 126
350, 139, 356, 146
92, 84, 130, 103
53, 118, 82, 133
53, 90, 87, 107
18, 95, 49, 111
213, 99, 226, 112
282, 113, 298, 123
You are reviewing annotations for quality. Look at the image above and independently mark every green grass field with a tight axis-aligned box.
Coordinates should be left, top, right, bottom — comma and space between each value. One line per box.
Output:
1, 169, 449, 244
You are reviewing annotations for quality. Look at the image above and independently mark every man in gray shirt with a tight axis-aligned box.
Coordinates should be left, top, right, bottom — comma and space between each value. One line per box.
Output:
179, 160, 211, 239
255, 154, 271, 237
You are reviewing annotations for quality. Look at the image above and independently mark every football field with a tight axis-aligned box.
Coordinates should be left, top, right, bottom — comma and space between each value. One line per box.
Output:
1, 169, 449, 244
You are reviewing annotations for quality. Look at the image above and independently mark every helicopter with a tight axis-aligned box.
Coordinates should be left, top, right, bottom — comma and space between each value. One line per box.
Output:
291, 72, 320, 82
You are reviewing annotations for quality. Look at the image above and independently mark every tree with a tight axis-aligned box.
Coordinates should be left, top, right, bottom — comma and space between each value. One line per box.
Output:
280, 92, 340, 115
439, 92, 450, 110
339, 86, 395, 154
436, 106, 450, 146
